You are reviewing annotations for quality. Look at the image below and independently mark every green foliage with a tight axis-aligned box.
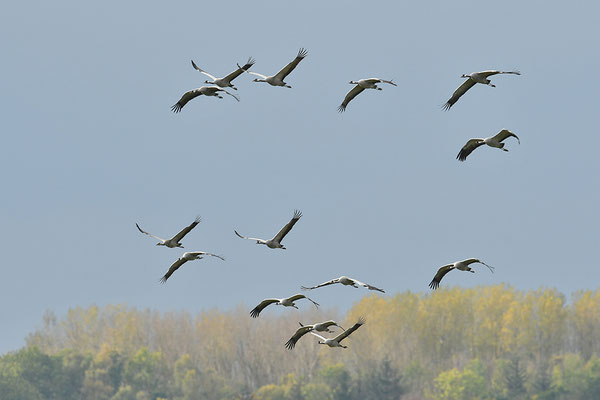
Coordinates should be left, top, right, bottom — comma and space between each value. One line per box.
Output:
3, 286, 600, 399
430, 359, 489, 400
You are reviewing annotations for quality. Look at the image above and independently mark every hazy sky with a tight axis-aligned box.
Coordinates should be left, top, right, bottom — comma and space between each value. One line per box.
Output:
1, 0, 599, 354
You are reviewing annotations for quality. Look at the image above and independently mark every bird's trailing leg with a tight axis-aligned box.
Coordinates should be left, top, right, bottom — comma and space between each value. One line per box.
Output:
481, 262, 495, 273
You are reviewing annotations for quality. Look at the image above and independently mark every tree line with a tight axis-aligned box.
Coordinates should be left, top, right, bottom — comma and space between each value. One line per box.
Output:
2, 285, 600, 399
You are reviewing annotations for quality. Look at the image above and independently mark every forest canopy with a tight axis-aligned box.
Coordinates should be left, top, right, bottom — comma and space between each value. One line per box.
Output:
2, 285, 600, 399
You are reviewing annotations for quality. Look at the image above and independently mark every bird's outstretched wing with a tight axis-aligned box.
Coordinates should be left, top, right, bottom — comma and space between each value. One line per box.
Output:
244, 70, 268, 79
308, 331, 327, 341
191, 60, 217, 81
443, 79, 476, 110
223, 57, 255, 83
273, 210, 302, 243
234, 230, 263, 242
301, 278, 340, 290
274, 48, 308, 81
171, 88, 204, 113
334, 317, 365, 343
353, 279, 385, 293
160, 258, 187, 284
493, 129, 520, 144
250, 299, 279, 318
285, 325, 313, 350
186, 251, 225, 261
136, 223, 166, 243
480, 70, 521, 78
429, 264, 455, 290
338, 85, 365, 112
172, 216, 201, 243
457, 139, 485, 161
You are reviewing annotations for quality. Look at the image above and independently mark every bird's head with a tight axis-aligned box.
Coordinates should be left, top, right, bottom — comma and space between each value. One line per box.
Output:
461, 74, 470, 78
318, 341, 324, 345
253, 78, 260, 82
349, 80, 357, 84
281, 245, 287, 250
204, 80, 211, 84
156, 243, 164, 246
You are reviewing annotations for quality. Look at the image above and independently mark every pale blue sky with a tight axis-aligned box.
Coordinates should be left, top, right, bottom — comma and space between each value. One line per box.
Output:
1, 0, 599, 353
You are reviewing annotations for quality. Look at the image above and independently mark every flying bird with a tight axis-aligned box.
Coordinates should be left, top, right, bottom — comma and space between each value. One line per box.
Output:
136, 217, 201, 248
309, 317, 365, 348
235, 210, 302, 249
285, 320, 345, 350
160, 251, 225, 283
338, 78, 397, 112
238, 48, 307, 88
443, 70, 521, 110
171, 86, 239, 113
191, 57, 255, 90
301, 276, 385, 293
457, 129, 520, 161
250, 294, 319, 318
429, 258, 495, 290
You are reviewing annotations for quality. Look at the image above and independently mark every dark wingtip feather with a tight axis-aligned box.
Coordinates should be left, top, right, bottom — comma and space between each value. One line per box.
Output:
240, 57, 256, 70
297, 48, 308, 58
338, 104, 346, 113
249, 307, 260, 318
171, 103, 182, 113
429, 280, 439, 290
442, 102, 452, 111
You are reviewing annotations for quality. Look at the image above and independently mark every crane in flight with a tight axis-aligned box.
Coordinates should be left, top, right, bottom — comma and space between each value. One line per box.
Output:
234, 210, 302, 249
457, 129, 520, 161
338, 78, 396, 112
301, 276, 385, 293
443, 70, 520, 110
136, 217, 200, 248
191, 57, 255, 90
285, 320, 345, 350
250, 294, 319, 318
429, 258, 494, 290
160, 251, 225, 283
238, 48, 307, 88
308, 317, 365, 349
